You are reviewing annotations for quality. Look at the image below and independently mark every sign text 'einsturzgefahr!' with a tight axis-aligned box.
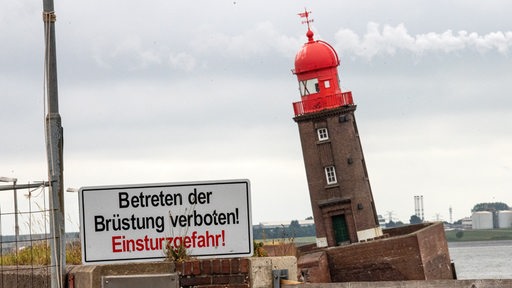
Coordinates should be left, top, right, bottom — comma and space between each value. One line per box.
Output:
79, 180, 252, 264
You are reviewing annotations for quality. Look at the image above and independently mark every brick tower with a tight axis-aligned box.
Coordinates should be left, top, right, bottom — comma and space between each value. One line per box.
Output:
292, 13, 382, 247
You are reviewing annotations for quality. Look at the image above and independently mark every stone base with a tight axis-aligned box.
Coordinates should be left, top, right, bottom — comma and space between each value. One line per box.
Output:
66, 256, 297, 288
297, 222, 455, 282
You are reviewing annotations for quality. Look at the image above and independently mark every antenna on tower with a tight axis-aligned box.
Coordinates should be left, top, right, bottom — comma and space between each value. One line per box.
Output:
298, 8, 314, 30
298, 8, 315, 42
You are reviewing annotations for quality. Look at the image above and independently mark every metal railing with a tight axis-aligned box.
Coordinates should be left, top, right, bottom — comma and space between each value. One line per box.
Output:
0, 181, 53, 288
293, 91, 354, 116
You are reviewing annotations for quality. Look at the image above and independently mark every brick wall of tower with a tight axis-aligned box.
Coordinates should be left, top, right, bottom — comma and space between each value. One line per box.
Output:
296, 223, 455, 282
294, 105, 379, 245
325, 222, 455, 282
296, 118, 329, 241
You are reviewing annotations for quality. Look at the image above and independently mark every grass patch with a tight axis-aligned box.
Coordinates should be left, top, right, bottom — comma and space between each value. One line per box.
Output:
255, 236, 316, 245
265, 232, 512, 243
446, 229, 512, 242
0, 241, 82, 265
1, 242, 50, 265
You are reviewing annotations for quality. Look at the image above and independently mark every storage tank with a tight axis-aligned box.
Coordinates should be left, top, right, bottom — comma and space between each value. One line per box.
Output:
471, 211, 493, 229
498, 210, 512, 228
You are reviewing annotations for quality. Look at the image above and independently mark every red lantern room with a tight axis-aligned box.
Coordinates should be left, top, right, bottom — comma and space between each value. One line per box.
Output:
292, 22, 353, 116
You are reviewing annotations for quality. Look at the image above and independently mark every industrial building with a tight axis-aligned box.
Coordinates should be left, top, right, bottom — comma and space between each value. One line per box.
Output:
471, 210, 512, 229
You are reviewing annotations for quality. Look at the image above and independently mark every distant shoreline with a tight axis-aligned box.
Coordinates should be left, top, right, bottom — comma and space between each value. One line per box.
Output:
445, 228, 512, 242
256, 229, 512, 244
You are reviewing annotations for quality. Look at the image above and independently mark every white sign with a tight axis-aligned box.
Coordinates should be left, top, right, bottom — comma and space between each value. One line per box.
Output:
79, 179, 252, 264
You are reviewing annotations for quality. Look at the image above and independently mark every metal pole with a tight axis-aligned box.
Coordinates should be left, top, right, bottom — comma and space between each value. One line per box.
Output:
13, 179, 19, 254
0, 206, 2, 245
42, 0, 65, 287
0, 182, 50, 192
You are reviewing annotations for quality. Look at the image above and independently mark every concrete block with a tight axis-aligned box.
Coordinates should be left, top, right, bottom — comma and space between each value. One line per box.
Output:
250, 258, 273, 288
270, 256, 298, 281
68, 262, 175, 288
250, 256, 298, 288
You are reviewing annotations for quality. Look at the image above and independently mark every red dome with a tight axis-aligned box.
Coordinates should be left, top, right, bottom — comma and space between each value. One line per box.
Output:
294, 37, 339, 74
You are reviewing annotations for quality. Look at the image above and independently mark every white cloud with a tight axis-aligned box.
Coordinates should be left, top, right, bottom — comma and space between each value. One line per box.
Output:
335, 22, 512, 59
191, 21, 300, 59
168, 52, 197, 71
83, 21, 298, 75
90, 35, 163, 70
471, 31, 512, 54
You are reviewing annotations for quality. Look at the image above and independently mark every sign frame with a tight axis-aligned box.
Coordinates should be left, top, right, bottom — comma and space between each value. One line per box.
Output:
79, 179, 252, 264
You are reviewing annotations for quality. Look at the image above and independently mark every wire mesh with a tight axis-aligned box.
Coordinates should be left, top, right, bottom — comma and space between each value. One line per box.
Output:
0, 184, 53, 288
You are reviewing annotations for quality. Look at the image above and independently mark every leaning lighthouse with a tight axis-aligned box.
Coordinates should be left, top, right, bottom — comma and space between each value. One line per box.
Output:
292, 12, 382, 247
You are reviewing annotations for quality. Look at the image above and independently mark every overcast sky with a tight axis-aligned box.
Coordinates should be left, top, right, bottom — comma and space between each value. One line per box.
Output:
1, 1, 512, 233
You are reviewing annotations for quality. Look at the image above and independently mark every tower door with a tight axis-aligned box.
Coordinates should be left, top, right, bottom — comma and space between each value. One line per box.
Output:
332, 214, 350, 245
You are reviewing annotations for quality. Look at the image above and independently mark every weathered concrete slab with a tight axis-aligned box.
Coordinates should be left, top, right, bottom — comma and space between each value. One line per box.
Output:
0, 266, 50, 288
283, 279, 512, 288
250, 256, 297, 288
102, 273, 178, 288
68, 262, 175, 288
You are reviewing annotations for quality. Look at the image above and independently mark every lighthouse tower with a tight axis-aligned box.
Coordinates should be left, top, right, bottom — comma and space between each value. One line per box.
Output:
292, 13, 382, 247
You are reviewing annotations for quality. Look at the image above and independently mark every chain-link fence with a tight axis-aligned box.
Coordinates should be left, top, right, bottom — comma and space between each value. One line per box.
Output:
0, 181, 55, 288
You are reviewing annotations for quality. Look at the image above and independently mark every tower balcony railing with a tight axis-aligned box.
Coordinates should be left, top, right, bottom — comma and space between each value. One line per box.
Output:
293, 91, 353, 116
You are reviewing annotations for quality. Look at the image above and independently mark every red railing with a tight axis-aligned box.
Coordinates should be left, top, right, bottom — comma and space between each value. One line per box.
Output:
293, 91, 353, 116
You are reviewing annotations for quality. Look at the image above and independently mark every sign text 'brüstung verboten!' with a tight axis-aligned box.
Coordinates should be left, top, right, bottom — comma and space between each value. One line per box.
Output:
79, 180, 252, 264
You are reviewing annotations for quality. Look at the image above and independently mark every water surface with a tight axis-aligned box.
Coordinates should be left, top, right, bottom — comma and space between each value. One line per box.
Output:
449, 240, 512, 279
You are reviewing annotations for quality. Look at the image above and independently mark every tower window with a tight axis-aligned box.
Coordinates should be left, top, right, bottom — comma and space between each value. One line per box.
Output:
299, 78, 319, 96
324, 80, 331, 88
325, 166, 337, 185
317, 128, 329, 141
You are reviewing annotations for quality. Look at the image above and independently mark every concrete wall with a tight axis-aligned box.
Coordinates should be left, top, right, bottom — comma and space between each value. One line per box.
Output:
1, 256, 297, 288
68, 261, 175, 288
250, 257, 297, 288
283, 280, 512, 288
0, 266, 50, 288
4, 257, 511, 288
